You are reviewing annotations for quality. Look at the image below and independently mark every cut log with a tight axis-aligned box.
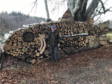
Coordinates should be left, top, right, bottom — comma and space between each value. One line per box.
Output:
36, 52, 40, 56
99, 41, 108, 46
31, 59, 36, 64
107, 36, 110, 42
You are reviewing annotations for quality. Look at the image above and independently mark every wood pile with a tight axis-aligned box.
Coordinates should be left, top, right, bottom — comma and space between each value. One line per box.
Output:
99, 34, 108, 46
59, 9, 74, 22
98, 20, 110, 46
3, 20, 109, 63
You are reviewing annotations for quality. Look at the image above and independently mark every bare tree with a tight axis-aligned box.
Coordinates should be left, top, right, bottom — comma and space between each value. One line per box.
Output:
66, 0, 112, 21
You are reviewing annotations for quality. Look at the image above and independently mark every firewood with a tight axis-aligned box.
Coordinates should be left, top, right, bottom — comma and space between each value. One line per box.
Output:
31, 59, 36, 64
36, 52, 40, 56
3, 20, 109, 64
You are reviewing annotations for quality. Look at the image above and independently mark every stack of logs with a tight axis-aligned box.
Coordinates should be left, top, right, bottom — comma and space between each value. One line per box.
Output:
3, 21, 109, 63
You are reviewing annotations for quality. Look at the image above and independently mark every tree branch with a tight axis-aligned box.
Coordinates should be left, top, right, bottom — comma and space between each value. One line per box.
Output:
95, 8, 112, 16
92, 0, 109, 18
99, 0, 106, 14
94, 14, 102, 23
51, 0, 66, 14
84, 0, 100, 21
29, 0, 38, 14
72, 0, 83, 17
80, 0, 88, 15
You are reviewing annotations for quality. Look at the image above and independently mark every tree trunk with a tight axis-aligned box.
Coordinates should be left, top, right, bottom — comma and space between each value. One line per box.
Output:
84, 0, 100, 21
67, 0, 100, 21
44, 0, 50, 20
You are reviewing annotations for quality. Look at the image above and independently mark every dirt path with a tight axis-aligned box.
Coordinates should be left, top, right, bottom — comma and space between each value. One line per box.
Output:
0, 45, 112, 84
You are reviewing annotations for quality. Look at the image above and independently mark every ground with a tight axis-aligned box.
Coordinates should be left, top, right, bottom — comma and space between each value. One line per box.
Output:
0, 44, 112, 84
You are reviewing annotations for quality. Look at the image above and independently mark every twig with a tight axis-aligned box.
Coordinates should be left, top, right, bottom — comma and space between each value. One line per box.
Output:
29, 0, 38, 14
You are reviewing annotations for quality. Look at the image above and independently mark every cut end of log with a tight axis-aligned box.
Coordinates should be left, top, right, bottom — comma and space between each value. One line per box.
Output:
99, 41, 108, 46
23, 32, 34, 42
31, 59, 36, 64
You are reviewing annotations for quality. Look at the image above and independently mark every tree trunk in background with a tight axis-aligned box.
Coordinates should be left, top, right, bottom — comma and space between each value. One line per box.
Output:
84, 0, 100, 21
44, 0, 50, 20
67, 0, 100, 21
67, 0, 75, 16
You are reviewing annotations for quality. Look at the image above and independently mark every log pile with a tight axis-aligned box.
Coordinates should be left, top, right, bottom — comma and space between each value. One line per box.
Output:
99, 34, 108, 46
3, 20, 109, 63
59, 9, 74, 22
98, 20, 110, 45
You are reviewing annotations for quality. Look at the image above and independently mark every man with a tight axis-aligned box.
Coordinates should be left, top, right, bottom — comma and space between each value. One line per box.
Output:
48, 25, 60, 62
